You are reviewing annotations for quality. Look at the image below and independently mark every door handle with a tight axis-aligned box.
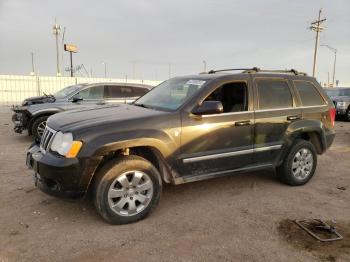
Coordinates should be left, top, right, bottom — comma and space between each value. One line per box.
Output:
235, 120, 251, 126
287, 115, 301, 121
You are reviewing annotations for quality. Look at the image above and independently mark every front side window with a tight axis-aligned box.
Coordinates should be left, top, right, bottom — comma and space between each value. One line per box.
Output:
77, 85, 104, 100
203, 82, 248, 113
257, 79, 293, 110
135, 78, 207, 111
294, 81, 325, 106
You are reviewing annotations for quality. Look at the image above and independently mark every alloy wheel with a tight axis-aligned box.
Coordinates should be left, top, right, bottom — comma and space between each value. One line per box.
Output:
37, 121, 47, 138
107, 170, 154, 216
291, 148, 314, 180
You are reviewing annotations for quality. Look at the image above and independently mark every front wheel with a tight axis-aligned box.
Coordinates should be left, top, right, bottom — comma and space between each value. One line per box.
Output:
276, 139, 317, 186
346, 108, 350, 122
93, 155, 162, 224
31, 116, 48, 142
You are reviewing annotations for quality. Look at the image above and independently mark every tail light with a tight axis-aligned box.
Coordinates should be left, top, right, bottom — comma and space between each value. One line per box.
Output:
329, 108, 336, 128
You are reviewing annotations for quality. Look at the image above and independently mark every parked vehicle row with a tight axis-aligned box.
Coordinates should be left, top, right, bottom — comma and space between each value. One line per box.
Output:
12, 82, 152, 141
25, 68, 336, 224
324, 87, 350, 121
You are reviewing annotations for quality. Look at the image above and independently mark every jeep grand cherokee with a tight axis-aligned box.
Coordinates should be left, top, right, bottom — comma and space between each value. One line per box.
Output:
26, 68, 336, 224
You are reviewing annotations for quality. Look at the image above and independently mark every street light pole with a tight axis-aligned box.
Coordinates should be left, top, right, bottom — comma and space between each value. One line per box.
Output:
203, 60, 207, 72
102, 62, 107, 78
30, 52, 35, 75
321, 44, 337, 87
53, 19, 61, 77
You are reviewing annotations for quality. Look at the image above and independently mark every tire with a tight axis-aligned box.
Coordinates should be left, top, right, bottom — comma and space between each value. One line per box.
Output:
346, 108, 350, 122
276, 139, 317, 186
31, 116, 48, 142
93, 155, 162, 225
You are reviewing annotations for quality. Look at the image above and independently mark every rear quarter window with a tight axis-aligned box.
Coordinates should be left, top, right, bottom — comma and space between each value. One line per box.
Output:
294, 81, 325, 106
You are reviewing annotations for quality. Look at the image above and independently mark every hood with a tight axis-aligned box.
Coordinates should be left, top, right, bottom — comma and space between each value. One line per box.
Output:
22, 95, 56, 106
47, 104, 167, 132
332, 96, 350, 102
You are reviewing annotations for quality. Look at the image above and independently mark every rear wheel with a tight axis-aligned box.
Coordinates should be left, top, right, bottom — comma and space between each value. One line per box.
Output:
276, 139, 317, 186
93, 155, 162, 224
31, 116, 48, 142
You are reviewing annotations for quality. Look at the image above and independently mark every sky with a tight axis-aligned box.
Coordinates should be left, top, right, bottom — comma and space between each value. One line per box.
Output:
0, 0, 349, 85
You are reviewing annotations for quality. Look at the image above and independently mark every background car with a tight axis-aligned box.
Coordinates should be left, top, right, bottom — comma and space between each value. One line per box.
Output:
12, 82, 152, 141
324, 87, 350, 121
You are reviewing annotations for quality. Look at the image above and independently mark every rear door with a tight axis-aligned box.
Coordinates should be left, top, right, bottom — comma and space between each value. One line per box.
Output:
253, 77, 301, 165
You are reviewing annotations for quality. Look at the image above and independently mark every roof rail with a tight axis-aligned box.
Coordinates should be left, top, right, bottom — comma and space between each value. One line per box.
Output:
243, 68, 308, 76
207, 67, 259, 74
207, 67, 307, 76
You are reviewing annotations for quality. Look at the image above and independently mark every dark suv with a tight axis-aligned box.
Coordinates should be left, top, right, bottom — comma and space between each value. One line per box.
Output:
12, 82, 151, 141
26, 68, 336, 224
324, 87, 350, 121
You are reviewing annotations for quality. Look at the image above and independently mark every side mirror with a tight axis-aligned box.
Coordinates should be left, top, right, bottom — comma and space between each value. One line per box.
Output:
72, 95, 83, 103
192, 101, 223, 115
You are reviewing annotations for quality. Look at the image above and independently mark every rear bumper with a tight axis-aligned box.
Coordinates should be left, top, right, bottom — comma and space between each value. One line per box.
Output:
324, 130, 336, 150
26, 145, 101, 199
335, 108, 347, 116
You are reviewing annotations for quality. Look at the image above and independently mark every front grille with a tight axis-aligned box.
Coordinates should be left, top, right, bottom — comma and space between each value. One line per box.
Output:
40, 126, 56, 152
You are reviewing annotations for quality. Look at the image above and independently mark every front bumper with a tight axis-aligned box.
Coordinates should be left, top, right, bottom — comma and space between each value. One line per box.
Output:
335, 108, 347, 116
12, 106, 29, 133
26, 145, 100, 199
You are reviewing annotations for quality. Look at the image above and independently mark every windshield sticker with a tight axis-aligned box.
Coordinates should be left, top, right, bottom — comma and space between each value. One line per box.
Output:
185, 80, 206, 87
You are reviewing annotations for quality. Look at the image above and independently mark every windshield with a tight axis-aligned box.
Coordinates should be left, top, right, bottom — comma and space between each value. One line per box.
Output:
325, 88, 350, 98
134, 78, 207, 111
54, 84, 84, 98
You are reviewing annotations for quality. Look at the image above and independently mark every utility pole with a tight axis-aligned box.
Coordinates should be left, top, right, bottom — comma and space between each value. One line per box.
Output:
61, 26, 66, 76
30, 52, 35, 76
53, 19, 61, 76
321, 44, 337, 87
203, 60, 207, 72
327, 72, 330, 87
310, 9, 326, 77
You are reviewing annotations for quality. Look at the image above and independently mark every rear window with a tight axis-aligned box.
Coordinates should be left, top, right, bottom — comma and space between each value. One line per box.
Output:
257, 79, 293, 110
106, 85, 134, 98
294, 81, 325, 106
132, 87, 149, 97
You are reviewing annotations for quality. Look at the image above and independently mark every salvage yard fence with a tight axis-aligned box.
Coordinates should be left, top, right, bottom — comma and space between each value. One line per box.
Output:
0, 75, 161, 105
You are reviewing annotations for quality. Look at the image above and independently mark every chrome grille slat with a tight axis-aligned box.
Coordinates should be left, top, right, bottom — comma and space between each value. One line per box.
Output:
40, 126, 56, 153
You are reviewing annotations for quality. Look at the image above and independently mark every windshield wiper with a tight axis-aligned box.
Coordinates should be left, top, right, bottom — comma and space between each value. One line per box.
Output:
134, 103, 151, 109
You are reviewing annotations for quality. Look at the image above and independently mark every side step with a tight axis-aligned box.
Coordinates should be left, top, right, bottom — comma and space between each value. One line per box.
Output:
173, 163, 273, 184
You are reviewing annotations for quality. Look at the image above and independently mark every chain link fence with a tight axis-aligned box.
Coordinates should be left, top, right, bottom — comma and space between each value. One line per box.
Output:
0, 75, 161, 105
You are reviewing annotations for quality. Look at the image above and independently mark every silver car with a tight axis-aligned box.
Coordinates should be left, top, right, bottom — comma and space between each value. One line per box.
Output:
12, 82, 152, 141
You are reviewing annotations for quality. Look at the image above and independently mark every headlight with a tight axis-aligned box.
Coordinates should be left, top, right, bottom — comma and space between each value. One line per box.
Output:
50, 132, 82, 158
336, 101, 346, 108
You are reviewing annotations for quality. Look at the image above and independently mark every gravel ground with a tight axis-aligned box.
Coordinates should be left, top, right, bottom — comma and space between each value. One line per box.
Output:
0, 106, 349, 262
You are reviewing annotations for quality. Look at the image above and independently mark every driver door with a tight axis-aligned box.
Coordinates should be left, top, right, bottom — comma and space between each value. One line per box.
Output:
178, 78, 254, 176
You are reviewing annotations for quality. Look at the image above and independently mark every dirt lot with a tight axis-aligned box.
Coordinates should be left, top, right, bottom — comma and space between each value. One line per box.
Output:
0, 106, 349, 262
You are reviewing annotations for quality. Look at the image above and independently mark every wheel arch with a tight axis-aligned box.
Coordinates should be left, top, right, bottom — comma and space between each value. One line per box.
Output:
28, 110, 61, 135
277, 120, 327, 166
85, 143, 175, 196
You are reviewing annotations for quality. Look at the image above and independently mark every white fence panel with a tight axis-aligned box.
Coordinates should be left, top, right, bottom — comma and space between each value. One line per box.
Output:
0, 75, 161, 105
